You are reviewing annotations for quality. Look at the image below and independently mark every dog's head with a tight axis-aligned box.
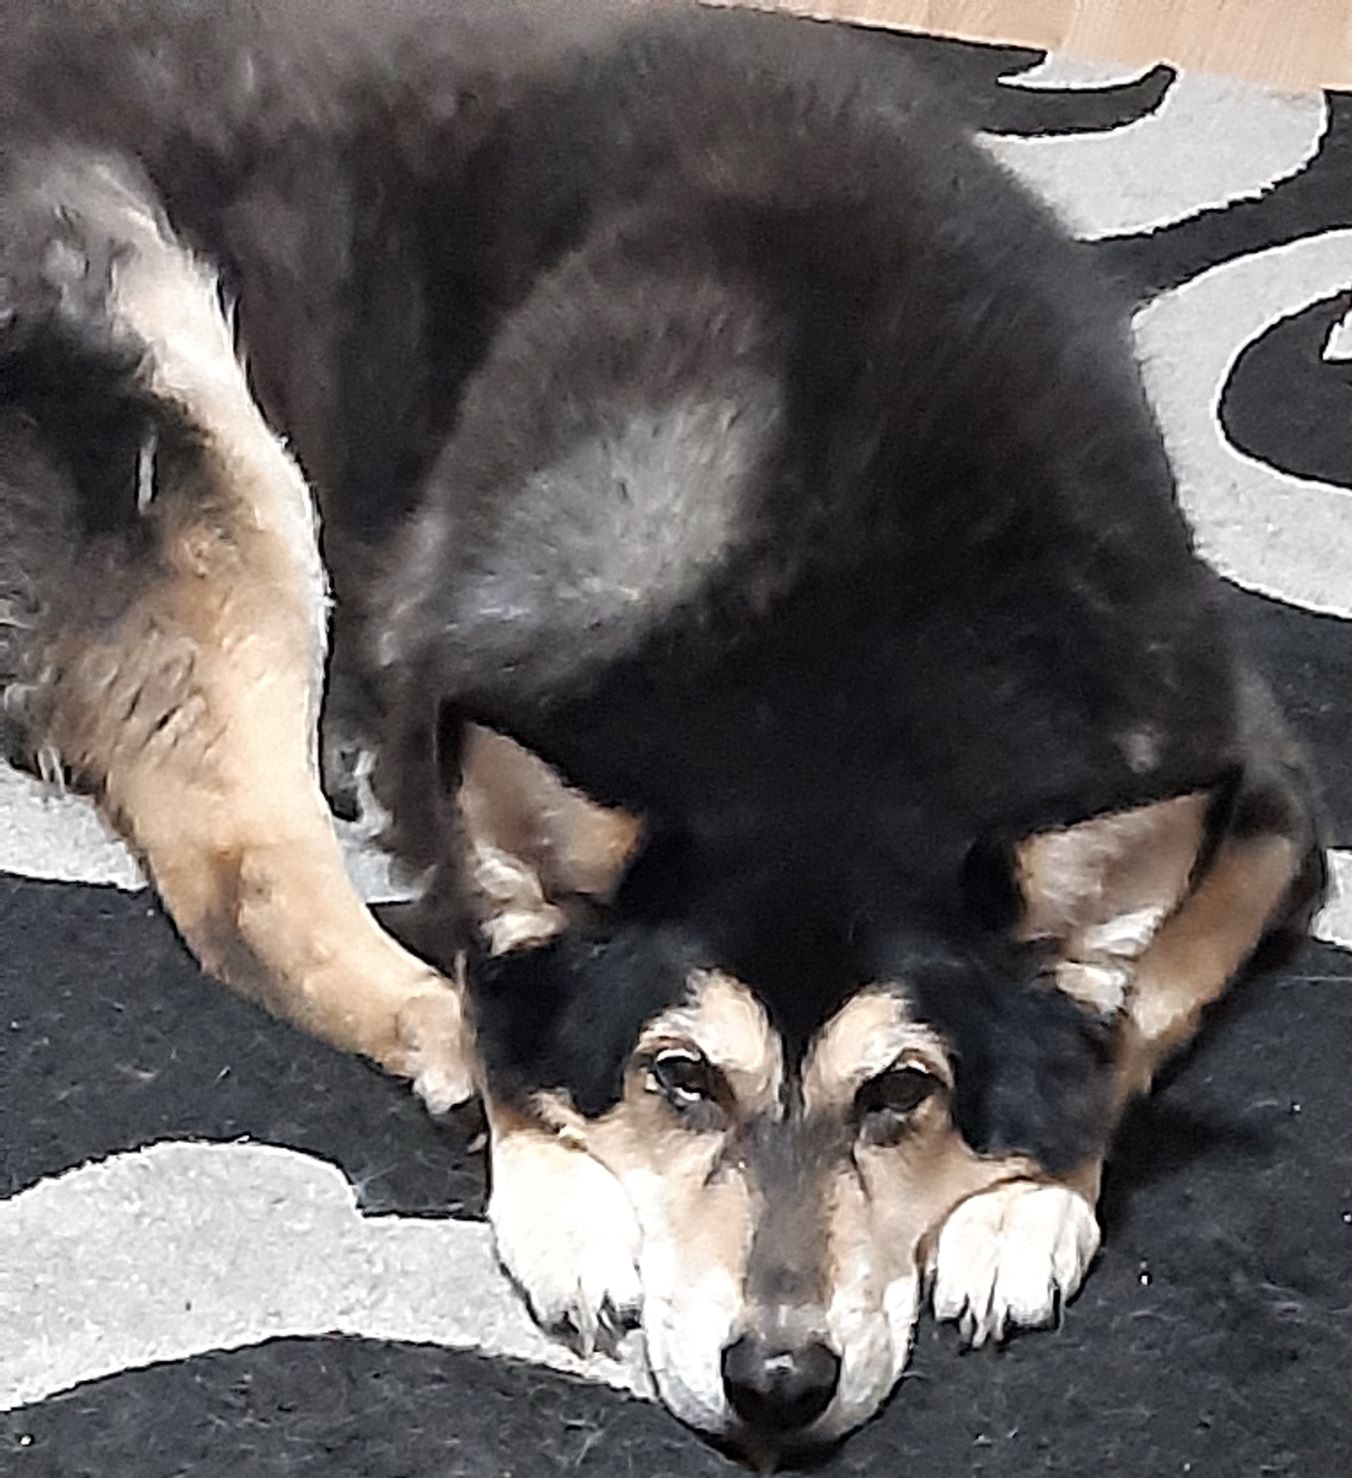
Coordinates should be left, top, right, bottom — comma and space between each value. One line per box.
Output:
462, 731, 1209, 1454
477, 938, 1033, 1450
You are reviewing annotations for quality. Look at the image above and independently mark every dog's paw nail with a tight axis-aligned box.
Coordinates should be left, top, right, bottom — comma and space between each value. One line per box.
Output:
961, 1303, 995, 1350
540, 1283, 639, 1362
540, 1287, 639, 1361
1050, 1286, 1065, 1330
593, 1296, 638, 1359
554, 1303, 598, 1360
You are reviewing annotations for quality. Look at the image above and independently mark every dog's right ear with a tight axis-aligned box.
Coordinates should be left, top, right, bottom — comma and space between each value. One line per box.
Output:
965, 791, 1210, 1013
458, 725, 643, 954
941, 792, 1210, 1166
1012, 792, 1208, 950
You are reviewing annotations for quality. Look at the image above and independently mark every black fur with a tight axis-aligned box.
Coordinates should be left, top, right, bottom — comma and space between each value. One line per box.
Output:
893, 948, 1117, 1174
0, 259, 200, 768
470, 927, 699, 1121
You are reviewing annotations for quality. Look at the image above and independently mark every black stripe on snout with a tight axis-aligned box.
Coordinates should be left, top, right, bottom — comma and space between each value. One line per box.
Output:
738, 1111, 845, 1313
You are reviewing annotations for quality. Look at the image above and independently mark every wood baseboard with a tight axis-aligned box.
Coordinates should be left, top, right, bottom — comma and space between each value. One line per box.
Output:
703, 0, 1352, 90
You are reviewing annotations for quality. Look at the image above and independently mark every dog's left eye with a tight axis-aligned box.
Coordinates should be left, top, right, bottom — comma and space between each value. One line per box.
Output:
649, 1048, 717, 1109
855, 1065, 940, 1144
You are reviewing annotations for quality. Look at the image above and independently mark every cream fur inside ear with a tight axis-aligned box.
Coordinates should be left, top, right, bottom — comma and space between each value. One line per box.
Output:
1013, 792, 1209, 1013
457, 724, 642, 950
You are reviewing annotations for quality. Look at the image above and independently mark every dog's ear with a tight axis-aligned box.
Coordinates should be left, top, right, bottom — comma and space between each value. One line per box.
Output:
969, 792, 1210, 1013
934, 793, 1210, 1168
458, 725, 643, 953
1014, 792, 1208, 941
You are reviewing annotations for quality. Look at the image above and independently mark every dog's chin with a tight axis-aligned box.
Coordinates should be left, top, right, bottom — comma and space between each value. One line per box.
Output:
703, 1402, 883, 1475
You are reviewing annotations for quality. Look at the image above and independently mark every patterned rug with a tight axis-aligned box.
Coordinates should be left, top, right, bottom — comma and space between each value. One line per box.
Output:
3, 28, 1350, 1478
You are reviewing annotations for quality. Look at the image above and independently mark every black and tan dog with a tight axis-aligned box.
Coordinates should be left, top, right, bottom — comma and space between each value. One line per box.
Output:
0, 0, 1324, 1460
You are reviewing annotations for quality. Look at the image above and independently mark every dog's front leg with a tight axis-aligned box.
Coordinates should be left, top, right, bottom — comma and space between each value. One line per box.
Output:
484, 1100, 643, 1357
925, 1164, 1103, 1348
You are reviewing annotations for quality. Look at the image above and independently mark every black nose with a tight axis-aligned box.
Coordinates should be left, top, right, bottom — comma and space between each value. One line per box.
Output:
720, 1335, 841, 1432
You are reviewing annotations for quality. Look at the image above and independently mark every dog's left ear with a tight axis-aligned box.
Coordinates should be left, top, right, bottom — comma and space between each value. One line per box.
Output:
987, 792, 1210, 1011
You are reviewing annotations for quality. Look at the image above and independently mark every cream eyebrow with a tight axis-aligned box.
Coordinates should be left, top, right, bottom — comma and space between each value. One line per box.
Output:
637, 974, 784, 1103
801, 990, 951, 1105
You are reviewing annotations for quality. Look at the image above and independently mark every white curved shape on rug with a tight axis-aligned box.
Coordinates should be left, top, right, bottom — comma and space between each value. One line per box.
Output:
982, 75, 1326, 240
0, 764, 414, 905
1314, 851, 1352, 952
0, 1142, 650, 1415
1000, 56, 1158, 91
0, 766, 142, 891
1134, 231, 1352, 619
1325, 304, 1352, 360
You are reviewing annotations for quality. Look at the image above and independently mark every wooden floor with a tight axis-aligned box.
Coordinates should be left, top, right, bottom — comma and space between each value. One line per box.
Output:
710, 1, 1352, 90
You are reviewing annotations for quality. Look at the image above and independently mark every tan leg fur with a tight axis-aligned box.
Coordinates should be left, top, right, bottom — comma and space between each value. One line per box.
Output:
35, 155, 472, 1109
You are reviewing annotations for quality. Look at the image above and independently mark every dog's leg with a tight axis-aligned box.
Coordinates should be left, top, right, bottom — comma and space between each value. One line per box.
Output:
17, 151, 472, 1108
484, 1099, 643, 1357
927, 1167, 1101, 1348
1119, 818, 1313, 1100
1119, 676, 1323, 1097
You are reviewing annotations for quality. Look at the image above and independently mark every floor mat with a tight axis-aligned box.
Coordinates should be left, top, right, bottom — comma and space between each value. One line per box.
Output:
3, 25, 1350, 1478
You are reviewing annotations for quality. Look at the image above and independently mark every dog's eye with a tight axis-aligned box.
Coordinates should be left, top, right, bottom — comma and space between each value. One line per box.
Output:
649, 1048, 717, 1109
855, 1065, 939, 1145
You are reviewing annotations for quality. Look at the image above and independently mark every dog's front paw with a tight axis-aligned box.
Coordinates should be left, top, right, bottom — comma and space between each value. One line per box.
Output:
488, 1130, 642, 1358
929, 1180, 1100, 1348
394, 986, 476, 1114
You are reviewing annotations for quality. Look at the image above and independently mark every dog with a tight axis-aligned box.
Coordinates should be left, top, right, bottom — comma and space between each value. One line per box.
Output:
0, 0, 1325, 1462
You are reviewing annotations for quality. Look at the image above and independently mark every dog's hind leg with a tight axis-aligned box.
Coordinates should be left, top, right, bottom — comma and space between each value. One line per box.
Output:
9, 149, 472, 1109
1118, 749, 1324, 1101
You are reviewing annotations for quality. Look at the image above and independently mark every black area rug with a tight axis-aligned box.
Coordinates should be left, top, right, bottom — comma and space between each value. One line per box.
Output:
3, 22, 1351, 1478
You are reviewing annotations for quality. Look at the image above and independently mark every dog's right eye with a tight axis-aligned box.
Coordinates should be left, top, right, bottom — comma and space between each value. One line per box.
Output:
648, 1048, 718, 1110
854, 1064, 940, 1145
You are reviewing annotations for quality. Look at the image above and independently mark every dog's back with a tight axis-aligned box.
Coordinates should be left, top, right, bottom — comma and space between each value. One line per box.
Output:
375, 12, 1242, 882
3, 2, 1239, 860
0, 0, 1290, 912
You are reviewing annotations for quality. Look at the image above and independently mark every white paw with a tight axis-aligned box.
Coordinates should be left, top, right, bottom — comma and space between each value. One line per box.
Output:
489, 1132, 643, 1357
929, 1181, 1100, 1348
395, 987, 476, 1115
